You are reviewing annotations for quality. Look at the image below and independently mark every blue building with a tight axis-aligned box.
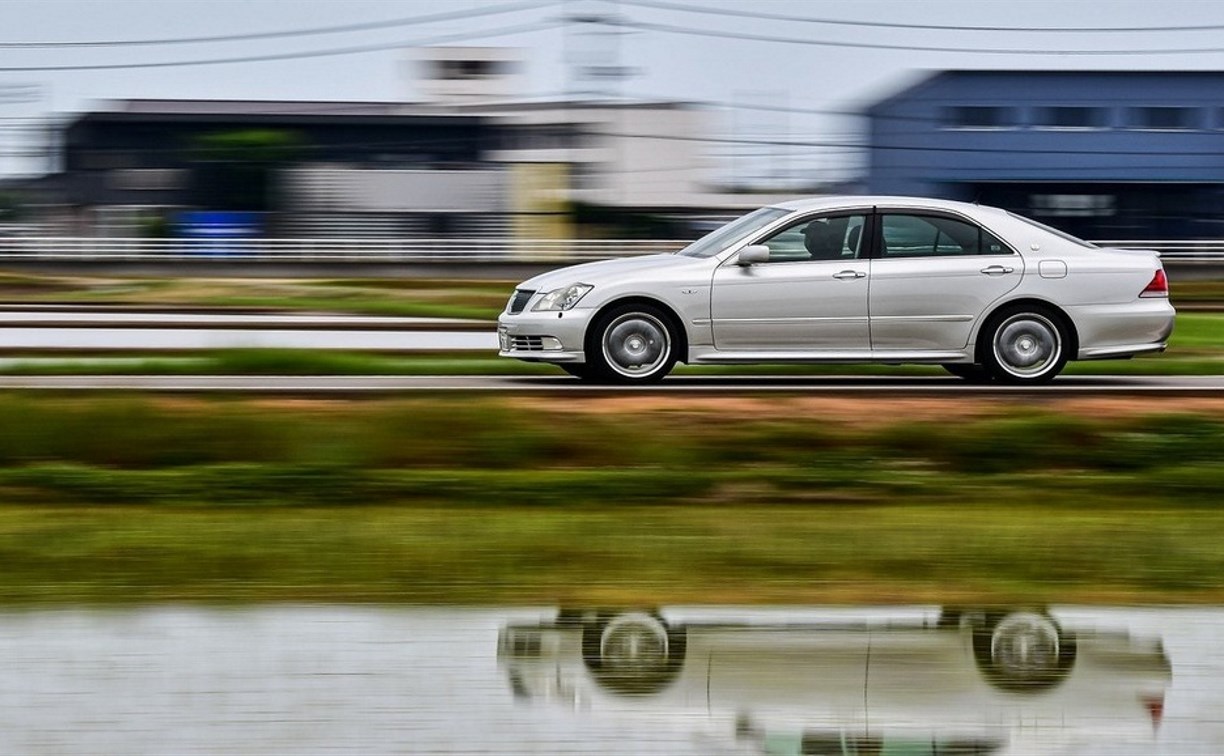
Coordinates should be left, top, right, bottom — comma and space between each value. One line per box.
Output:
864, 70, 1224, 240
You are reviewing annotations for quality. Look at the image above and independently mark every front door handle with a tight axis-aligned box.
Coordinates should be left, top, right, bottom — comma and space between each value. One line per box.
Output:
832, 270, 867, 280
980, 265, 1015, 276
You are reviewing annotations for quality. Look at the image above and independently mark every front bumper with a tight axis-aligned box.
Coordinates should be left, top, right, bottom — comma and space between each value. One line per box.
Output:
497, 307, 595, 363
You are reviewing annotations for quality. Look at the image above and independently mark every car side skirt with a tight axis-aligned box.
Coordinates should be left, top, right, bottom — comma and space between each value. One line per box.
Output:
688, 348, 969, 364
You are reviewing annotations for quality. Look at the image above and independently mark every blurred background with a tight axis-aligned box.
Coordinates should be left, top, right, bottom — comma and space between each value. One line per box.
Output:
3, 0, 1224, 250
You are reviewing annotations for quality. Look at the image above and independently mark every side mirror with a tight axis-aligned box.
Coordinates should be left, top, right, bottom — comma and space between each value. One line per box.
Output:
737, 245, 770, 266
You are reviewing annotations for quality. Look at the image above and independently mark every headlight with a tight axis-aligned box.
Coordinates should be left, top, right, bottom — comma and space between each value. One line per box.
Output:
532, 283, 593, 312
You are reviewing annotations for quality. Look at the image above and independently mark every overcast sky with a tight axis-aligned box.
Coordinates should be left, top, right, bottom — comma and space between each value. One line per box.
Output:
3, 0, 1224, 178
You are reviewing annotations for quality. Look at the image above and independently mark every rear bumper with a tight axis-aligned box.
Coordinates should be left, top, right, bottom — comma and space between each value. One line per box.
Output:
1079, 342, 1167, 360
1068, 299, 1175, 360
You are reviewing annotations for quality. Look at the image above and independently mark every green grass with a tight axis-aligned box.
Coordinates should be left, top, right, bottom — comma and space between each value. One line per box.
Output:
0, 273, 513, 321
0, 502, 1219, 605
0, 395, 1212, 603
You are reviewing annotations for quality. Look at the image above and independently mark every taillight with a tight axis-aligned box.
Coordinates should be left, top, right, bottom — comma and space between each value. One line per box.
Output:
1140, 269, 1169, 298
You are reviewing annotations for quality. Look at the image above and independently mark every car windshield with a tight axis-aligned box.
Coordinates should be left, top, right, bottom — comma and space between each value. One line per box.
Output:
676, 207, 789, 258
1006, 211, 1098, 249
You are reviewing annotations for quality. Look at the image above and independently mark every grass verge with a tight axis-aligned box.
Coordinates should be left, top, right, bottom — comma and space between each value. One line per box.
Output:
1, 502, 1221, 605
0, 273, 514, 320
0, 395, 1214, 603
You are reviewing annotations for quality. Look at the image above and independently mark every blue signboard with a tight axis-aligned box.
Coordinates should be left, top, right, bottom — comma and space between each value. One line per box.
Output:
176, 211, 263, 255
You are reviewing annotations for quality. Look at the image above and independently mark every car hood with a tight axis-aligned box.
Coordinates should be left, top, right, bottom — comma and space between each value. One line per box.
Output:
517, 253, 707, 292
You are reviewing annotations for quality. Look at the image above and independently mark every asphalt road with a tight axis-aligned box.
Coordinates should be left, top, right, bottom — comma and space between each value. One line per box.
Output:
0, 374, 1220, 393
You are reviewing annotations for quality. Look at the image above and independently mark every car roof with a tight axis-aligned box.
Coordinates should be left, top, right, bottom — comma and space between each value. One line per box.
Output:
771, 195, 1006, 216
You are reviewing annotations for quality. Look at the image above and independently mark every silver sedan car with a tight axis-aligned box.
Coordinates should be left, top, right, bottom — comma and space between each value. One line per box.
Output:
498, 197, 1175, 384
499, 607, 1170, 753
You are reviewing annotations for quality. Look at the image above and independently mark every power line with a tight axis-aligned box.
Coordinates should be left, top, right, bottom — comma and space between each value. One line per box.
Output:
0, 0, 555, 48
619, 0, 1224, 34
612, 17, 1224, 56
0, 20, 563, 72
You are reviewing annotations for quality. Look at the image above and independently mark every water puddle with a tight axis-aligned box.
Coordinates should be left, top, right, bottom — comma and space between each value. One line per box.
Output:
0, 605, 1215, 754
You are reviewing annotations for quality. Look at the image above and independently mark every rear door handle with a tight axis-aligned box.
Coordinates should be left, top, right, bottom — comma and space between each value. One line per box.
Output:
832, 270, 867, 280
980, 265, 1015, 276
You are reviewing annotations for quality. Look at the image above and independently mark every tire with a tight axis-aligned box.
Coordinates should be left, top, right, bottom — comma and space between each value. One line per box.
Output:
558, 363, 598, 380
979, 305, 1070, 384
581, 611, 686, 696
970, 610, 1076, 692
941, 363, 992, 382
586, 303, 679, 384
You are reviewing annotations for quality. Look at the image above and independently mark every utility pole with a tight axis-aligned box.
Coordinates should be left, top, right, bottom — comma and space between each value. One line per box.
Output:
0, 84, 44, 179
564, 0, 636, 100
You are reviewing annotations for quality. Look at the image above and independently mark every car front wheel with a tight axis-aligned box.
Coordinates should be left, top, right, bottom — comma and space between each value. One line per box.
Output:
980, 306, 1070, 384
582, 611, 686, 695
586, 303, 678, 383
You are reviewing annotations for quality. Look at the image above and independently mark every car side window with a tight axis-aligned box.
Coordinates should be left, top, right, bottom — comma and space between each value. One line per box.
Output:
880, 214, 1012, 258
757, 214, 867, 263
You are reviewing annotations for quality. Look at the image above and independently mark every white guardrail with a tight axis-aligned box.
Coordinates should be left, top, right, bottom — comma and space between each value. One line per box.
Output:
0, 237, 1222, 263
1089, 241, 1224, 262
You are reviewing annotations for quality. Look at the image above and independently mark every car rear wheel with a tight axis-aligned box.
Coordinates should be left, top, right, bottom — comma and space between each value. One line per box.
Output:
970, 610, 1076, 692
586, 303, 678, 384
942, 363, 992, 382
980, 306, 1070, 384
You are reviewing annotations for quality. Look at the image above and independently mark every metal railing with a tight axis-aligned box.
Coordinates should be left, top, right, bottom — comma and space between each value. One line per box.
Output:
1, 236, 1224, 263
0, 237, 689, 263
1089, 240, 1224, 262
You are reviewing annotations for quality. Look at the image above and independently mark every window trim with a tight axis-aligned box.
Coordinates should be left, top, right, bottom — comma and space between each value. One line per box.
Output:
870, 209, 1017, 260
738, 210, 873, 266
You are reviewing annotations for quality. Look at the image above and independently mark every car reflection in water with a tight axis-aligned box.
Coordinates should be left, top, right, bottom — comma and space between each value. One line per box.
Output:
498, 608, 1170, 755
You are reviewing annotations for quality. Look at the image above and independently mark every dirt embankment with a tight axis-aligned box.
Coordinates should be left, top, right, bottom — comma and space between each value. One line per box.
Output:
514, 395, 1224, 428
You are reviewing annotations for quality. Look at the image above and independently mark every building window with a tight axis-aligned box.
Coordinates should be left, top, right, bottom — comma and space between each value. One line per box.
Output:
1030, 194, 1116, 218
1033, 106, 1107, 129
108, 168, 186, 191
499, 125, 578, 151
434, 59, 508, 80
944, 106, 1014, 129
1129, 106, 1199, 130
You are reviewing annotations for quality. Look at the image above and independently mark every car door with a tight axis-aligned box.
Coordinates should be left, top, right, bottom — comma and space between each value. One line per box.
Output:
702, 624, 870, 732
864, 626, 990, 732
868, 211, 1024, 352
711, 212, 871, 352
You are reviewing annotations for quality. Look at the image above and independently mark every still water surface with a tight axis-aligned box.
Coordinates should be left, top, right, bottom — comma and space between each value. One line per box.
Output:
0, 606, 1218, 755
